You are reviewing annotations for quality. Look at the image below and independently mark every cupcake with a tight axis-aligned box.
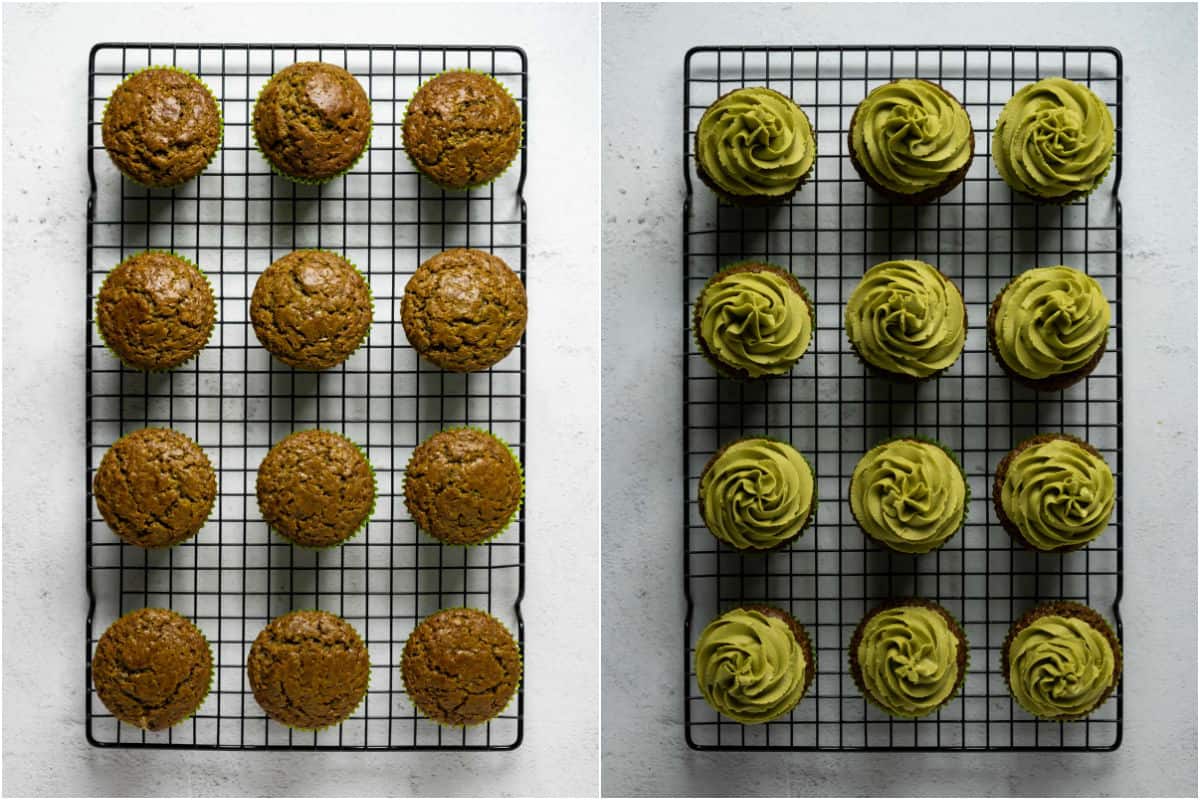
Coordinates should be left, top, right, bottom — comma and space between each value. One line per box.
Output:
844, 259, 966, 382
404, 428, 522, 546
1003, 601, 1122, 720
250, 249, 373, 370
256, 429, 374, 549
402, 608, 521, 726
252, 62, 371, 183
692, 261, 813, 379
247, 610, 370, 730
694, 86, 815, 205
993, 77, 1115, 203
848, 79, 974, 204
91, 608, 212, 730
101, 67, 221, 188
988, 265, 1111, 391
93, 427, 216, 548
96, 251, 215, 371
849, 598, 967, 718
697, 437, 815, 551
850, 438, 967, 554
994, 434, 1114, 552
694, 605, 814, 724
400, 248, 527, 372
402, 71, 522, 190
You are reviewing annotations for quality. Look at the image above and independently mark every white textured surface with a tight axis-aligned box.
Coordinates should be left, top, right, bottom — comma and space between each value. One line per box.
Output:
2, 2, 599, 796
601, 2, 1196, 796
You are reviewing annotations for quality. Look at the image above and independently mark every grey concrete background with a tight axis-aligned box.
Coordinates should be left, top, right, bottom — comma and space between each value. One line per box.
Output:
2, 3, 598, 797
601, 3, 1197, 797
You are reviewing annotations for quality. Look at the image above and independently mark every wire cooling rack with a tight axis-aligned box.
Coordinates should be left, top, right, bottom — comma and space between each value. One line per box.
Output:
85, 43, 527, 750
682, 46, 1122, 751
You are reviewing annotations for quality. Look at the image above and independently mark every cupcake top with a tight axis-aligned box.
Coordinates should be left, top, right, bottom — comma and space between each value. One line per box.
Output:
849, 79, 974, 197
991, 266, 1110, 381
402, 608, 522, 726
253, 62, 371, 182
247, 610, 371, 730
999, 435, 1114, 551
850, 438, 966, 554
93, 427, 216, 548
993, 77, 1115, 201
101, 67, 221, 187
694, 262, 813, 379
694, 87, 815, 201
91, 608, 212, 731
698, 438, 814, 551
845, 260, 966, 380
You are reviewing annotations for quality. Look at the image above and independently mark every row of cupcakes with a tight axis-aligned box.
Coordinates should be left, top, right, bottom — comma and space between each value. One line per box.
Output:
694, 259, 1111, 390
101, 64, 521, 189
695, 77, 1115, 205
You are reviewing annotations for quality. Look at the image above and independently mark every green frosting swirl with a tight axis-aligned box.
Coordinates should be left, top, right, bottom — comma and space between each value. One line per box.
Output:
1002, 438, 1114, 550
695, 608, 808, 724
699, 438, 814, 550
845, 260, 965, 379
696, 267, 812, 377
856, 605, 962, 717
993, 266, 1111, 380
993, 77, 1115, 200
696, 87, 815, 199
850, 79, 973, 195
1008, 614, 1117, 719
850, 439, 966, 554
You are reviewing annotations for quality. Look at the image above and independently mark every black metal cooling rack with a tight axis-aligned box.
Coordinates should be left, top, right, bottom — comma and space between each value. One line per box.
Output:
85, 43, 527, 750
682, 46, 1123, 751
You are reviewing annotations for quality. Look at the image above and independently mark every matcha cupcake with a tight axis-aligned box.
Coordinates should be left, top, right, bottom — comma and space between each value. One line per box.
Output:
988, 265, 1111, 391
694, 86, 816, 205
402, 608, 521, 726
850, 438, 967, 555
400, 248, 527, 372
96, 251, 215, 371
101, 67, 222, 188
91, 608, 212, 730
849, 598, 967, 718
402, 70, 522, 190
848, 79, 974, 204
692, 261, 813, 379
250, 249, 373, 370
698, 437, 815, 551
1003, 601, 1122, 720
93, 427, 216, 548
403, 428, 523, 546
844, 259, 966, 382
993, 77, 1116, 203
247, 610, 370, 730
994, 434, 1115, 552
252, 62, 371, 183
694, 605, 814, 724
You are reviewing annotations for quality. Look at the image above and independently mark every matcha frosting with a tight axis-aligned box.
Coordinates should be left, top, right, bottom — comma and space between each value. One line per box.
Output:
845, 260, 965, 379
695, 608, 807, 724
699, 438, 814, 550
856, 605, 962, 717
696, 266, 812, 377
993, 77, 1115, 200
850, 79, 973, 195
696, 87, 815, 199
850, 439, 966, 554
1008, 614, 1117, 719
1002, 438, 1114, 550
993, 266, 1111, 380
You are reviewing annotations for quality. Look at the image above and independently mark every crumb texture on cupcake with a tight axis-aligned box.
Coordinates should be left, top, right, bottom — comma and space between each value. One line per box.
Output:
91, 608, 212, 731
698, 438, 814, 550
402, 608, 521, 726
